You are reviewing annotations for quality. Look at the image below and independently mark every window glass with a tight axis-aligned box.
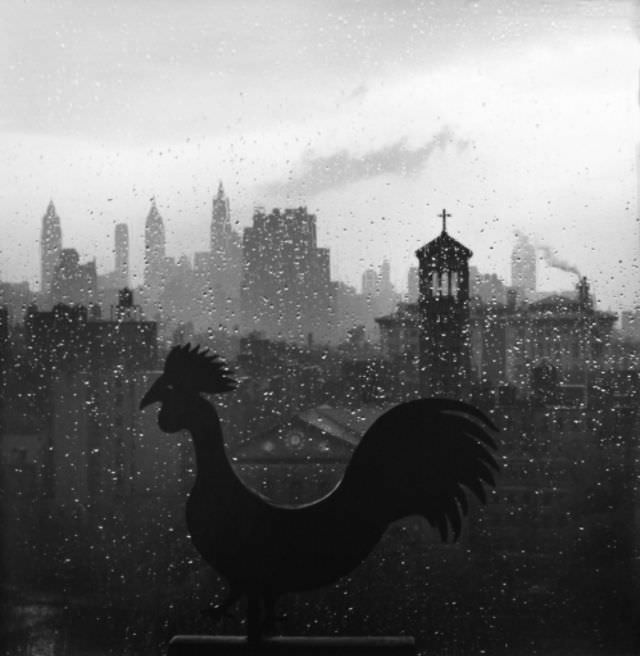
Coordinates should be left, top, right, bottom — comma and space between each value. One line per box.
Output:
1, 1, 637, 654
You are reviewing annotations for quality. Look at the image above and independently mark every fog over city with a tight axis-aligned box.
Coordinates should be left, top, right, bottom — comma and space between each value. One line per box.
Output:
1, 0, 639, 305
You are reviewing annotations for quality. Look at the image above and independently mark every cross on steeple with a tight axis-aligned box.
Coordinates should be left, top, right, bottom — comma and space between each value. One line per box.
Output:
439, 208, 451, 233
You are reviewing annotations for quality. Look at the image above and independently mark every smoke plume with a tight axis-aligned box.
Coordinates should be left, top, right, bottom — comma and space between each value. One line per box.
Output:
262, 127, 468, 198
536, 244, 581, 278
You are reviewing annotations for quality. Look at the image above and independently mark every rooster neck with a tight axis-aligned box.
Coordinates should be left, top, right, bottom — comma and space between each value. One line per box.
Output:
185, 395, 236, 490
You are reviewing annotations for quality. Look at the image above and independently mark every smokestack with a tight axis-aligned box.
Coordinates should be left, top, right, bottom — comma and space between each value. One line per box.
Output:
577, 276, 593, 311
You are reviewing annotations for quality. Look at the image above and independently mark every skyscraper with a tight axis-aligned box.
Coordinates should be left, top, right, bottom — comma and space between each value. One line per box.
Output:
51, 248, 98, 306
40, 200, 62, 304
114, 223, 129, 289
362, 267, 378, 298
242, 207, 332, 343
511, 232, 536, 300
207, 181, 242, 328
144, 200, 166, 310
211, 180, 233, 272
407, 266, 419, 303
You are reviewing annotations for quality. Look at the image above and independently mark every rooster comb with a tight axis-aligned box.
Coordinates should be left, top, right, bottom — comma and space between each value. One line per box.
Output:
164, 343, 237, 394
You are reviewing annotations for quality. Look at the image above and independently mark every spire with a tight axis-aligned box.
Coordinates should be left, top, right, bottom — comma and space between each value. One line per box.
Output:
41, 200, 62, 300
146, 197, 162, 225
42, 199, 61, 229
217, 180, 224, 197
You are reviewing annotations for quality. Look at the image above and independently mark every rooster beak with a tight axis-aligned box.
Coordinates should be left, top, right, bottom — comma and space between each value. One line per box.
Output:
139, 376, 164, 410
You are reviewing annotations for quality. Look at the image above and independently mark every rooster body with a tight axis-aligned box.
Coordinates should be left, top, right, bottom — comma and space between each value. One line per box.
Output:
140, 345, 498, 640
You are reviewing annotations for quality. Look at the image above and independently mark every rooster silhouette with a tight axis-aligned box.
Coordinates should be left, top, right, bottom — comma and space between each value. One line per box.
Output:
140, 344, 498, 641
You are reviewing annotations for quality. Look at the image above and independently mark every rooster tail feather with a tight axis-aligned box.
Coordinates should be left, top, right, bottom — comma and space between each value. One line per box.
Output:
338, 398, 499, 543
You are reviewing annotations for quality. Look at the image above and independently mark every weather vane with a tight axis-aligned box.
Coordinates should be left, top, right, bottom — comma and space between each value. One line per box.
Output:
140, 344, 498, 647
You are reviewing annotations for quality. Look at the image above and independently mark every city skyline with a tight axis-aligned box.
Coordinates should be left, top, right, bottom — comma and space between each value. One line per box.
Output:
1, 2, 639, 309
2, 4, 639, 651
2, 193, 626, 304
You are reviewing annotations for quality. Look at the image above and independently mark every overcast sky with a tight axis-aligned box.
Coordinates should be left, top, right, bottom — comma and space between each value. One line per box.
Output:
2, 0, 639, 309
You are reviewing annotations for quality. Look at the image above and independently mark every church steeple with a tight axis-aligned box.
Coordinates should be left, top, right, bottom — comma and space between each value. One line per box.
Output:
416, 209, 473, 397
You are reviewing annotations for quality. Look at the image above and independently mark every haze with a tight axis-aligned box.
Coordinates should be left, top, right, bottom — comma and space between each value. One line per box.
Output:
1, 0, 639, 308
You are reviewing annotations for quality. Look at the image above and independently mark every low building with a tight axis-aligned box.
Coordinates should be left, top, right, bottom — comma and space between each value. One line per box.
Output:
232, 405, 381, 505
376, 277, 616, 393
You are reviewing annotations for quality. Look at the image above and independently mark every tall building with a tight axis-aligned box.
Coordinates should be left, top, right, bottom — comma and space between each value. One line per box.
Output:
40, 200, 62, 305
416, 209, 472, 396
143, 200, 166, 311
470, 265, 508, 305
114, 223, 129, 289
379, 259, 392, 297
407, 266, 419, 303
51, 248, 98, 307
207, 181, 242, 327
511, 232, 536, 300
22, 294, 158, 503
242, 207, 332, 343
360, 261, 399, 338
362, 267, 378, 298
211, 181, 233, 271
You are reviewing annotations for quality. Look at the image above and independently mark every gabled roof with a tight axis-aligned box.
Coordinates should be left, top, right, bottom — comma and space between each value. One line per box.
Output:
415, 230, 472, 266
231, 405, 386, 461
302, 405, 382, 444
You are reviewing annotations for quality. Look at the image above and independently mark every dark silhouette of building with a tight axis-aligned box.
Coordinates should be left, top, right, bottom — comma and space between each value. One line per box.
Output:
0, 306, 7, 433
378, 273, 616, 394
232, 405, 380, 505
496, 276, 616, 390
51, 248, 98, 307
416, 209, 472, 396
21, 292, 157, 502
0, 281, 34, 322
40, 200, 62, 305
241, 207, 332, 344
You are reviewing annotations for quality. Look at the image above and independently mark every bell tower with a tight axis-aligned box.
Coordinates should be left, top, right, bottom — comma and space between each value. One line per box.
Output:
416, 209, 473, 397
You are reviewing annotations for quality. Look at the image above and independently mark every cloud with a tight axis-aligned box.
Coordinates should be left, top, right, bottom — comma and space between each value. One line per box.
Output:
262, 127, 467, 198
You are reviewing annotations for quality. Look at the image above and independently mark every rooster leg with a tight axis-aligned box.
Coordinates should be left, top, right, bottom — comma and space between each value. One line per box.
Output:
201, 587, 240, 624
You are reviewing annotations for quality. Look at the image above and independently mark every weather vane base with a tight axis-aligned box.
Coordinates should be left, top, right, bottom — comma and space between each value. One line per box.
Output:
168, 635, 416, 656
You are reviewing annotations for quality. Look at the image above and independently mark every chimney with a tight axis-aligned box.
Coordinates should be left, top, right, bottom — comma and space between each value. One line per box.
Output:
577, 276, 593, 311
